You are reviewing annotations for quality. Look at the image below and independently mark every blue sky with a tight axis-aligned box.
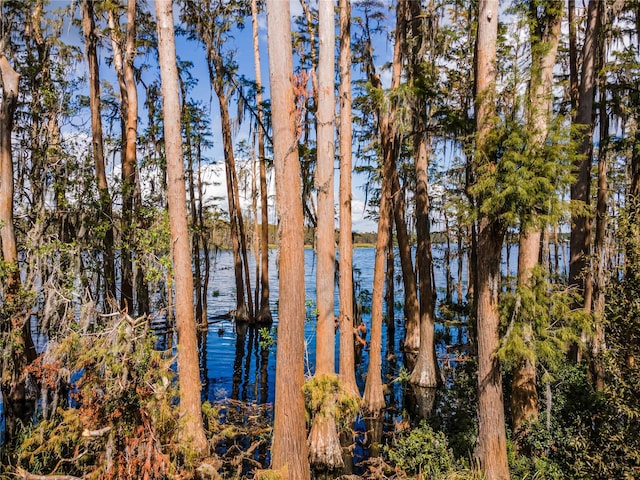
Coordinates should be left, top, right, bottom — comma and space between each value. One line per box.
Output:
53, 0, 391, 232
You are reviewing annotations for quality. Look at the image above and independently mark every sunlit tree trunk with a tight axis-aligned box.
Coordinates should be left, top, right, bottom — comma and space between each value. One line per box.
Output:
338, 0, 358, 396
266, 2, 311, 477
82, 0, 116, 304
473, 1, 510, 478
155, 0, 208, 455
308, 0, 342, 467
251, 0, 271, 324
123, 0, 138, 313
407, 0, 439, 392
363, 0, 406, 416
107, 4, 134, 313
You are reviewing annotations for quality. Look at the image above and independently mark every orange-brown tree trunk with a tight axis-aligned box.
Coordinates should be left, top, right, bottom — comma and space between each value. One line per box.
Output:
251, 0, 272, 324
107, 3, 136, 313
82, 0, 116, 304
473, 1, 510, 477
216, 89, 250, 322
266, 2, 311, 477
569, 0, 601, 313
122, 0, 138, 313
363, 0, 406, 417
309, 1, 342, 467
407, 0, 439, 393
338, 0, 358, 396
391, 170, 420, 357
155, 0, 208, 455
512, 229, 541, 436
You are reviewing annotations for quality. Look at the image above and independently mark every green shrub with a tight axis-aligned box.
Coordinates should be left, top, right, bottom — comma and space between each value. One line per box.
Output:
385, 421, 456, 478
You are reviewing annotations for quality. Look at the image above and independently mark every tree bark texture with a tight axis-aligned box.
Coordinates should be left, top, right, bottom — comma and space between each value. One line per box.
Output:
407, 0, 439, 391
569, 0, 601, 310
363, 0, 406, 417
315, 0, 337, 378
391, 170, 420, 357
216, 90, 252, 322
309, 0, 342, 468
251, 0, 272, 324
266, 1, 311, 477
155, 0, 208, 455
1, 53, 37, 444
473, 1, 510, 478
338, 0, 358, 396
121, 0, 138, 313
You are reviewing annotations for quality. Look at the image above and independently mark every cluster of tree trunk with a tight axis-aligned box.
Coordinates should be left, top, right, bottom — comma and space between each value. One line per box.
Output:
1, 1, 639, 479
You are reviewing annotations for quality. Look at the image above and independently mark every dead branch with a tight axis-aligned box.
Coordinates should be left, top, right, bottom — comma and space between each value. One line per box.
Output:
82, 425, 111, 437
14, 467, 82, 480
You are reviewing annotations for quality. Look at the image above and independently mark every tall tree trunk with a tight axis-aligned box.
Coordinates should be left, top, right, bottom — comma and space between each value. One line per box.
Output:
338, 0, 358, 396
251, 0, 272, 324
591, 80, 609, 391
363, 0, 406, 416
408, 0, 439, 391
122, 0, 138, 313
512, 0, 562, 438
473, 1, 510, 478
107, 4, 133, 313
512, 229, 541, 435
0, 53, 37, 444
82, 0, 116, 305
391, 170, 420, 357
314, 0, 337, 378
265, 2, 311, 477
216, 91, 250, 322
364, 147, 393, 416
385, 224, 395, 326
569, 0, 601, 313
309, 1, 342, 467
155, 0, 208, 455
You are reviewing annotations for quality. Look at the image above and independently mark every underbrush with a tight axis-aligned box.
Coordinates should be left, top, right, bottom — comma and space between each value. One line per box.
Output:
0, 313, 273, 480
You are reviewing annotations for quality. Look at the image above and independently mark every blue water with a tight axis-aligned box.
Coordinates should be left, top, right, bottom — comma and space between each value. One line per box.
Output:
0, 242, 571, 444
201, 247, 387, 405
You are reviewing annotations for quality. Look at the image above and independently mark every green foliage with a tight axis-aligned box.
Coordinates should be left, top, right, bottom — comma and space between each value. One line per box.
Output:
303, 374, 361, 430
385, 421, 457, 478
258, 327, 275, 350
393, 366, 412, 384
431, 360, 479, 461
497, 266, 589, 375
305, 298, 319, 322
509, 420, 566, 479
471, 116, 575, 228
14, 408, 87, 476
13, 313, 186, 479
134, 207, 173, 284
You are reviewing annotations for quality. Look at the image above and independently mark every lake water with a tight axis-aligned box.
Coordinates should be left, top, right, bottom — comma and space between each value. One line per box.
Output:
0, 243, 570, 447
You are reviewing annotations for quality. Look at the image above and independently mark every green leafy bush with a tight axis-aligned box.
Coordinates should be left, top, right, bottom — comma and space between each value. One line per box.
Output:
385, 421, 456, 478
